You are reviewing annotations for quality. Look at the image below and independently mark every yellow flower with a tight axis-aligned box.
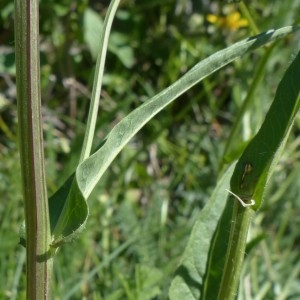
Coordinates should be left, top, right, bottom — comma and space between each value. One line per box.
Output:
207, 12, 248, 30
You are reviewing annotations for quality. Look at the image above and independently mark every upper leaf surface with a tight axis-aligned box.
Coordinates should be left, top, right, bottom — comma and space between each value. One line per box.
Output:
230, 48, 300, 210
48, 26, 300, 246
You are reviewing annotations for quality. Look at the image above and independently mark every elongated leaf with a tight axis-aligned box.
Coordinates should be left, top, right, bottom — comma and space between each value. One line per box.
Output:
48, 0, 121, 246
168, 164, 235, 299
230, 47, 300, 210
49, 26, 299, 247
80, 0, 121, 163
77, 26, 300, 199
211, 49, 300, 300
170, 48, 300, 300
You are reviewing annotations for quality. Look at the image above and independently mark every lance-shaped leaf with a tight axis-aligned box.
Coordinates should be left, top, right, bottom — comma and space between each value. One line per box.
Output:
49, 26, 300, 247
169, 47, 300, 300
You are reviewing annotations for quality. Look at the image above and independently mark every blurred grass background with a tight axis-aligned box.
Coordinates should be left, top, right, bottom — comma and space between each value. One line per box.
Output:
1, 0, 300, 299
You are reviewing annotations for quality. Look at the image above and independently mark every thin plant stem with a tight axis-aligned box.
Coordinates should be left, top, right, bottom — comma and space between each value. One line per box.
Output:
15, 0, 53, 298
217, 203, 255, 300
239, 2, 260, 35
79, 0, 121, 163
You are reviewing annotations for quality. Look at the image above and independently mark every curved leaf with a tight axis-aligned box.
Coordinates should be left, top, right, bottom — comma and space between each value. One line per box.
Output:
230, 47, 300, 210
77, 26, 300, 199
49, 26, 299, 246
169, 47, 300, 300
216, 47, 300, 300
48, 0, 121, 246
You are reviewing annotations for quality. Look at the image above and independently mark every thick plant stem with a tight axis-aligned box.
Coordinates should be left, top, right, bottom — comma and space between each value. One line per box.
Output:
217, 202, 255, 300
15, 0, 52, 298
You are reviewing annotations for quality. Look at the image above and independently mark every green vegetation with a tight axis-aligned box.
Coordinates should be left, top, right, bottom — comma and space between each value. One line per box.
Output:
1, 0, 300, 299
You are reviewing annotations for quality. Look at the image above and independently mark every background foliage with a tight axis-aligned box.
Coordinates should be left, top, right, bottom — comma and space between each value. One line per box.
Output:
0, 0, 300, 299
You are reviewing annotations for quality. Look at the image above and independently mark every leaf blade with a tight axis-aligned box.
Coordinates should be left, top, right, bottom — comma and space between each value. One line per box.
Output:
230, 48, 300, 210
216, 48, 300, 300
48, 26, 300, 247
77, 26, 300, 199
168, 164, 235, 300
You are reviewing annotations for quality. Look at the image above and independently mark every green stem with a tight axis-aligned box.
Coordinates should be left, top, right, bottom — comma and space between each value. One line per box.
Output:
79, 0, 121, 163
217, 203, 255, 300
239, 2, 260, 35
15, 0, 52, 298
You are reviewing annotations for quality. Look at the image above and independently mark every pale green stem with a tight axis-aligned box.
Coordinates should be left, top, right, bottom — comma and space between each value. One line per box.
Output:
239, 2, 260, 35
217, 202, 255, 300
79, 0, 121, 163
